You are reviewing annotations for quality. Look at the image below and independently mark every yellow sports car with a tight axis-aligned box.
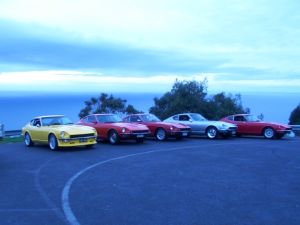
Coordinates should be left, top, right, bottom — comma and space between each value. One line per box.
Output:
22, 115, 97, 150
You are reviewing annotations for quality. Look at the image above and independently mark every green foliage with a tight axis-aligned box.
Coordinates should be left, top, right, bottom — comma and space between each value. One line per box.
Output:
149, 79, 209, 119
207, 92, 246, 120
0, 136, 23, 144
79, 93, 141, 118
150, 79, 248, 120
289, 104, 300, 125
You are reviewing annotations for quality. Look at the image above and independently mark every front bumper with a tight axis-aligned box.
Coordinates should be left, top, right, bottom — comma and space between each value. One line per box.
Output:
218, 127, 237, 136
119, 131, 150, 140
276, 128, 292, 134
58, 136, 97, 147
169, 128, 191, 138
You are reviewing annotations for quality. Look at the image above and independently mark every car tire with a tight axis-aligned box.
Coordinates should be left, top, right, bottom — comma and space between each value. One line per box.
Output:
136, 138, 144, 143
263, 127, 275, 139
24, 132, 33, 147
108, 130, 120, 145
206, 126, 218, 139
48, 134, 58, 151
275, 133, 284, 139
155, 128, 167, 141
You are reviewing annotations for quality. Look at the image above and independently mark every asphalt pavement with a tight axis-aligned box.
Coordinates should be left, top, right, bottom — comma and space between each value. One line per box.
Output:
0, 136, 300, 225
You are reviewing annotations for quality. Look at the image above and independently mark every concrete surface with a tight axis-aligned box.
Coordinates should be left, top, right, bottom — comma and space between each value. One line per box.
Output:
0, 136, 300, 225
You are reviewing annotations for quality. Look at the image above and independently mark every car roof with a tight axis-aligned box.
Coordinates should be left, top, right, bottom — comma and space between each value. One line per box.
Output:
228, 114, 251, 117
35, 115, 64, 119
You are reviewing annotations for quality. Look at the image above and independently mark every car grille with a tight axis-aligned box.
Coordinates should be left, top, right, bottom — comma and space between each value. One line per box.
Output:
132, 130, 149, 134
229, 127, 237, 131
180, 128, 191, 132
70, 133, 95, 138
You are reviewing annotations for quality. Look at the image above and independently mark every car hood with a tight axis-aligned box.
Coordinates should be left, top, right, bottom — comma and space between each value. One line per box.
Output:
144, 121, 189, 128
192, 120, 237, 128
112, 122, 149, 130
257, 121, 290, 128
49, 124, 96, 134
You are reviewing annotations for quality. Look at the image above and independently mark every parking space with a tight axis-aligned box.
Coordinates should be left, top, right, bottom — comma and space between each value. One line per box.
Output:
0, 137, 300, 225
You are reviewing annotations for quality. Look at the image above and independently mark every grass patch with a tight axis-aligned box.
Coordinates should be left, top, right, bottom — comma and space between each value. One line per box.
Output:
0, 136, 23, 144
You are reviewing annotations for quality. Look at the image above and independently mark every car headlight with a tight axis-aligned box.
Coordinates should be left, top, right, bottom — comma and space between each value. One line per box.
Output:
60, 131, 65, 138
170, 126, 174, 131
220, 124, 229, 129
121, 127, 126, 133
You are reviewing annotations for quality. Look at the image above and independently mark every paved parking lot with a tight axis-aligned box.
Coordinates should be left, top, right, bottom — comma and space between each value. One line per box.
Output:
0, 137, 300, 225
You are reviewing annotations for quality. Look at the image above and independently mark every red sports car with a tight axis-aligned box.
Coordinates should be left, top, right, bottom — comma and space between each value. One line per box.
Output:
123, 113, 191, 141
220, 114, 292, 139
78, 114, 150, 144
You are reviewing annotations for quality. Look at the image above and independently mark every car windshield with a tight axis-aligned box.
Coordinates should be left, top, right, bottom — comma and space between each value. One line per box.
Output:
96, 115, 122, 123
244, 115, 261, 122
140, 114, 161, 122
190, 113, 207, 121
42, 116, 73, 126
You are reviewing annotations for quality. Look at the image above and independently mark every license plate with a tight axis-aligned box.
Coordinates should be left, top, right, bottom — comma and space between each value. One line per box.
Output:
79, 138, 87, 143
137, 134, 144, 138
182, 132, 188, 136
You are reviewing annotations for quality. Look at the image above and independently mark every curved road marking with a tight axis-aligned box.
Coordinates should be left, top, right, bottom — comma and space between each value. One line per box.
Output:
61, 142, 243, 225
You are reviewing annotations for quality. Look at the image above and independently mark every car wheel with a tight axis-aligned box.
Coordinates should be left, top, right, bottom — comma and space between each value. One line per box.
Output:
24, 132, 33, 147
275, 133, 284, 139
206, 126, 218, 139
85, 144, 94, 149
155, 128, 167, 141
263, 127, 275, 139
108, 130, 120, 145
136, 138, 144, 143
48, 134, 58, 151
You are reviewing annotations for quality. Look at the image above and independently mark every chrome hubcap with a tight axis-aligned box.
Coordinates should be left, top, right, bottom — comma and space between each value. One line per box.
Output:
49, 136, 56, 149
207, 128, 217, 138
264, 128, 274, 138
110, 133, 117, 143
156, 129, 166, 140
25, 134, 30, 145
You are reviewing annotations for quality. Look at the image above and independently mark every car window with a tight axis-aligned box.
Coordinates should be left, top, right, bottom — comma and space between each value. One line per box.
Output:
179, 115, 190, 121
32, 119, 41, 126
87, 116, 96, 123
172, 115, 179, 121
130, 115, 140, 122
227, 116, 234, 121
234, 116, 246, 122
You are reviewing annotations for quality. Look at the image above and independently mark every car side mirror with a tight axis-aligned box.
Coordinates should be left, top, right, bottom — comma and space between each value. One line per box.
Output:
137, 119, 142, 122
37, 124, 41, 127
189, 119, 193, 122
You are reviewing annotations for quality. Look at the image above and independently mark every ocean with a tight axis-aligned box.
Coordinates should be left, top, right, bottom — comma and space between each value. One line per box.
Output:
0, 92, 299, 130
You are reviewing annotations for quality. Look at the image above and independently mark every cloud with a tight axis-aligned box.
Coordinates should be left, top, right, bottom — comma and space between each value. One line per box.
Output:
1, 70, 299, 94
0, 0, 299, 94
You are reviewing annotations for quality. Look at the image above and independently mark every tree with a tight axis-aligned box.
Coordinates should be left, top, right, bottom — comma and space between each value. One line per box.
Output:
207, 92, 246, 120
149, 79, 249, 120
149, 79, 209, 119
289, 104, 300, 125
79, 93, 141, 118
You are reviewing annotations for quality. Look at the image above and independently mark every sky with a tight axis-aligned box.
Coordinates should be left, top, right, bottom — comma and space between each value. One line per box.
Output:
0, 0, 299, 94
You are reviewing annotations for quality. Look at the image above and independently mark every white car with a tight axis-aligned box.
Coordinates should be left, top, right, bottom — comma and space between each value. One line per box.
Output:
164, 113, 237, 139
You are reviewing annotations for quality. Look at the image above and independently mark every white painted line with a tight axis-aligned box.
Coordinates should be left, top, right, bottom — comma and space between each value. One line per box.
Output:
61, 142, 240, 225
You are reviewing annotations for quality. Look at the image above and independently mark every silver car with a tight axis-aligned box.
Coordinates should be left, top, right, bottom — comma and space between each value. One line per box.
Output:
164, 113, 237, 139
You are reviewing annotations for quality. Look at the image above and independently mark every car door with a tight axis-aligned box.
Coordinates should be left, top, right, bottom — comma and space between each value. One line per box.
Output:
234, 116, 249, 134
178, 114, 201, 133
29, 119, 43, 141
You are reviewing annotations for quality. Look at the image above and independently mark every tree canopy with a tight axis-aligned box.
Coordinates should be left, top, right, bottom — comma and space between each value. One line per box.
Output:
289, 104, 300, 125
149, 79, 248, 120
79, 93, 140, 118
